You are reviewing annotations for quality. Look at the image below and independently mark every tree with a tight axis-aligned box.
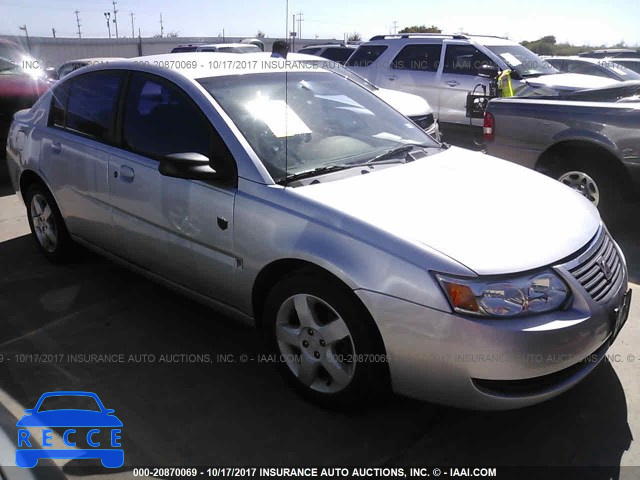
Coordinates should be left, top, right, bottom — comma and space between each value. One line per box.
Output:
347, 32, 362, 42
398, 25, 441, 33
256, 30, 266, 39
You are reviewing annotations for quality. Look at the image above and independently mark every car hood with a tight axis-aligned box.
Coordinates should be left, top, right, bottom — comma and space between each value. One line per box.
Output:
16, 410, 123, 427
294, 147, 601, 275
374, 88, 434, 117
524, 72, 617, 89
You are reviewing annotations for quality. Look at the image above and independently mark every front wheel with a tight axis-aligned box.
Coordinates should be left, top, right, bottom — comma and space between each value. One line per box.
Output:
263, 273, 389, 409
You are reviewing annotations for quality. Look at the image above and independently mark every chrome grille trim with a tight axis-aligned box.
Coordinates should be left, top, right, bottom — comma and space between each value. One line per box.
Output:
567, 229, 624, 303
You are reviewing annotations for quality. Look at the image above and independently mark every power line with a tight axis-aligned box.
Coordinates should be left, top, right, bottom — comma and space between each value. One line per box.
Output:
74, 10, 81, 38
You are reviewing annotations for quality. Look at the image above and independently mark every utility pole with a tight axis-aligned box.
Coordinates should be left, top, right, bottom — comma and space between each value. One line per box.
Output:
52, 28, 56, 39
297, 11, 303, 40
392, 20, 398, 34
112, 1, 119, 38
130, 12, 135, 38
159, 13, 164, 37
285, 0, 288, 41
74, 10, 82, 38
291, 14, 295, 50
19, 25, 31, 53
104, 12, 111, 39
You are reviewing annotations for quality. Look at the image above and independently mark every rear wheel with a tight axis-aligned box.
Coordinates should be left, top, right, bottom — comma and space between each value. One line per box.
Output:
263, 273, 389, 409
545, 158, 621, 225
25, 182, 74, 262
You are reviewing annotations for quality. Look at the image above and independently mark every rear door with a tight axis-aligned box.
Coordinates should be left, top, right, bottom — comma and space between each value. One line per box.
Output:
438, 41, 497, 125
108, 72, 238, 302
39, 71, 124, 246
377, 43, 442, 112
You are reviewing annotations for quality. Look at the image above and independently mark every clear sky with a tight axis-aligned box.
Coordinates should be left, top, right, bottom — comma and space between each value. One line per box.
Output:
1, 0, 639, 46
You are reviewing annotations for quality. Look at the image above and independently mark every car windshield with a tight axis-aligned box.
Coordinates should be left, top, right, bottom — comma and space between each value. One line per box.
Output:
38, 395, 101, 412
598, 60, 640, 80
486, 45, 558, 77
199, 71, 437, 183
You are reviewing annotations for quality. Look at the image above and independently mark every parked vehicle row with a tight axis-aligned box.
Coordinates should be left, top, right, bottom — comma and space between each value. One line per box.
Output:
5, 52, 631, 410
544, 56, 640, 82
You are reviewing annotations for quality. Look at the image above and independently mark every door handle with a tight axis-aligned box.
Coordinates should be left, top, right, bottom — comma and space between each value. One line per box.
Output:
119, 165, 135, 182
387, 74, 398, 81
51, 141, 61, 154
445, 80, 460, 87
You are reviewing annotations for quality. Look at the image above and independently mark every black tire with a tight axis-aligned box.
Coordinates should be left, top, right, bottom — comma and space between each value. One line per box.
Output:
545, 158, 622, 226
263, 272, 390, 409
24, 182, 74, 262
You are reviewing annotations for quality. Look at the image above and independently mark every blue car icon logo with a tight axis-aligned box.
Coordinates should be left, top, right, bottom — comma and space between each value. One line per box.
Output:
16, 391, 123, 468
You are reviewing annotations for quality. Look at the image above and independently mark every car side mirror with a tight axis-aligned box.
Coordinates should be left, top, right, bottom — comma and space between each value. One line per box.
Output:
477, 64, 499, 79
105, 409, 115, 414
159, 152, 220, 180
24, 409, 34, 415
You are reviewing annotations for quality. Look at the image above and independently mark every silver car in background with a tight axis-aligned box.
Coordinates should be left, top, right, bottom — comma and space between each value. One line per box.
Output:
5, 53, 631, 410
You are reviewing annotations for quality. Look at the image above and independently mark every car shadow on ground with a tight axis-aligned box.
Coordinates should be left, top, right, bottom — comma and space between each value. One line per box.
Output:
0, 232, 634, 477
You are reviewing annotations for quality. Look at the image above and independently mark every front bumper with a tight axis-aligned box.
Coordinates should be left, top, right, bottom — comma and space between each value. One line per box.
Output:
356, 227, 629, 410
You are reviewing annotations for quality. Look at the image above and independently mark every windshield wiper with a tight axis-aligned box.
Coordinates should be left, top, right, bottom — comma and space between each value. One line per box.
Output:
364, 143, 435, 165
279, 164, 360, 184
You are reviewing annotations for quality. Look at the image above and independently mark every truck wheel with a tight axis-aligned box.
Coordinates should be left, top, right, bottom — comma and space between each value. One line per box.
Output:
546, 160, 621, 224
263, 273, 390, 409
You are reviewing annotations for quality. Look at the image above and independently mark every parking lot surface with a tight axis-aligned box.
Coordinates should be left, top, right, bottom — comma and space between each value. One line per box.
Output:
0, 169, 639, 478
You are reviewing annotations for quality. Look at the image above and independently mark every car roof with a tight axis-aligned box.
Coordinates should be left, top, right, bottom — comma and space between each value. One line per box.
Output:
300, 44, 356, 49
365, 33, 518, 46
101, 52, 333, 80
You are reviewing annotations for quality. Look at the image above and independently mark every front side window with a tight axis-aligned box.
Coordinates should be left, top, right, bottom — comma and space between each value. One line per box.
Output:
392, 44, 442, 72
122, 73, 212, 160
443, 45, 495, 76
199, 72, 438, 182
65, 71, 123, 142
345, 45, 387, 68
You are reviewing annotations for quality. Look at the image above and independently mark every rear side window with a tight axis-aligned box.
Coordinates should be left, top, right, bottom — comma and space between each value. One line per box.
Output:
567, 62, 612, 79
321, 48, 354, 63
345, 45, 387, 67
443, 45, 496, 76
64, 71, 123, 141
122, 73, 211, 160
391, 44, 442, 72
48, 82, 71, 128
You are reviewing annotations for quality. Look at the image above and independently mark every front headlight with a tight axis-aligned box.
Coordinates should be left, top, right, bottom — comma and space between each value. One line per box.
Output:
435, 271, 570, 317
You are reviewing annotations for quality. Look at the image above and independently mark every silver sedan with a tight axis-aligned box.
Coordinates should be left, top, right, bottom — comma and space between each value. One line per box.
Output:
5, 52, 631, 409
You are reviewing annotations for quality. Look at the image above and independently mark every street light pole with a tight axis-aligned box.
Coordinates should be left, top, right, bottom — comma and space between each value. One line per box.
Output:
19, 25, 31, 54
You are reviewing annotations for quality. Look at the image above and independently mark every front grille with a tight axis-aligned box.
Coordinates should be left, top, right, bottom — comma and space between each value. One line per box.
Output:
569, 231, 623, 303
410, 113, 434, 130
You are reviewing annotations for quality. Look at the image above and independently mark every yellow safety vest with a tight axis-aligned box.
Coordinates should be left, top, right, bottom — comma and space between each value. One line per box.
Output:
497, 69, 514, 97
